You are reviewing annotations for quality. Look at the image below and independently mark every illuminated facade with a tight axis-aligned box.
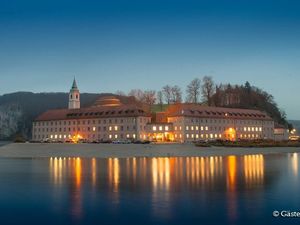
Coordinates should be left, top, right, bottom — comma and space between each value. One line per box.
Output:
163, 104, 275, 142
32, 80, 280, 142
32, 80, 151, 142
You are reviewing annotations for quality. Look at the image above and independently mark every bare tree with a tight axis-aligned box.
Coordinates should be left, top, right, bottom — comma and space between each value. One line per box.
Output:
157, 91, 164, 111
201, 76, 215, 106
128, 89, 144, 102
186, 78, 201, 103
115, 90, 126, 96
143, 90, 156, 106
171, 85, 182, 103
162, 85, 172, 104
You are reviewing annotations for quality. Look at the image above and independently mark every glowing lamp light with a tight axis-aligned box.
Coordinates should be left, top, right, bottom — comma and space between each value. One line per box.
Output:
72, 134, 83, 143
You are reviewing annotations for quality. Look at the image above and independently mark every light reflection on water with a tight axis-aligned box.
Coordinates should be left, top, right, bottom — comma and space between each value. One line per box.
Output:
0, 153, 299, 225
48, 154, 267, 221
291, 153, 298, 177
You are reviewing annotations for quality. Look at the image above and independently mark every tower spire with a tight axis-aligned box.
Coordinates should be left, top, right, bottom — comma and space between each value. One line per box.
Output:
71, 77, 78, 90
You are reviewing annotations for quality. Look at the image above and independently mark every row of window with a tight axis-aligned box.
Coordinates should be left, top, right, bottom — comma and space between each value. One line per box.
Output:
183, 126, 265, 132
182, 133, 264, 139
34, 133, 138, 140
184, 126, 209, 131
243, 127, 262, 132
183, 118, 273, 125
34, 117, 150, 127
152, 125, 169, 131
34, 125, 148, 133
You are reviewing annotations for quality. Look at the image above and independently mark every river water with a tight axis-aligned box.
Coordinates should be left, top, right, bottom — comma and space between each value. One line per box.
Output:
0, 153, 299, 225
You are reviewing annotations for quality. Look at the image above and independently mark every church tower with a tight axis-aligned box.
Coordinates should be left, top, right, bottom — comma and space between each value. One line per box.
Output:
68, 78, 80, 109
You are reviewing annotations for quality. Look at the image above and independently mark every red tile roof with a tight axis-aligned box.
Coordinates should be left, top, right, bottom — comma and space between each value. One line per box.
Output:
35, 104, 150, 121
166, 104, 273, 120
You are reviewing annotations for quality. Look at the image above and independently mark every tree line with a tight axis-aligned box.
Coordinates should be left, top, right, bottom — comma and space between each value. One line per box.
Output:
116, 76, 215, 106
116, 76, 290, 127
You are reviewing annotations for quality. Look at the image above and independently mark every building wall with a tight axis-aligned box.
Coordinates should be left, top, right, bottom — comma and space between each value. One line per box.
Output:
167, 116, 274, 142
32, 115, 275, 142
274, 128, 289, 141
32, 116, 151, 142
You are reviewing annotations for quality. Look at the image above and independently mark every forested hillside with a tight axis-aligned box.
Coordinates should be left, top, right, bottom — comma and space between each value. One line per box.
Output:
0, 92, 114, 140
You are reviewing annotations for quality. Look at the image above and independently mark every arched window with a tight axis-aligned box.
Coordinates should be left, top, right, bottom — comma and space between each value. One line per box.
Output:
76, 94, 78, 99
70, 94, 73, 99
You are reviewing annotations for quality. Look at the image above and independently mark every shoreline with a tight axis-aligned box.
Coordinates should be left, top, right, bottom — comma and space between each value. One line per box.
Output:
0, 143, 300, 158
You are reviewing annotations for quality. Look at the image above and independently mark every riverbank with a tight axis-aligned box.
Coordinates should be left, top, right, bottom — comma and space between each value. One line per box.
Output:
0, 143, 300, 158
195, 140, 300, 148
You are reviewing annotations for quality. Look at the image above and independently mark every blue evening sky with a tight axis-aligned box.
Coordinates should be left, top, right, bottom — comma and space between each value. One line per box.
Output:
0, 0, 299, 119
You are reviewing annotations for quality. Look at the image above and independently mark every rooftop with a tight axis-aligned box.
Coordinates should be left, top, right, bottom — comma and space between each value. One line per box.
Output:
165, 103, 272, 120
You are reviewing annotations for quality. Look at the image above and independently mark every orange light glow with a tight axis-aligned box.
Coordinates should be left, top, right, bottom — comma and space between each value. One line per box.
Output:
149, 132, 175, 142
224, 128, 236, 141
243, 155, 264, 186
227, 155, 237, 190
72, 134, 83, 143
75, 157, 82, 187
92, 158, 97, 187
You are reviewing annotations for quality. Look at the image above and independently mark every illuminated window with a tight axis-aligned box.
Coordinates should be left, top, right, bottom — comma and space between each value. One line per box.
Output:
196, 134, 199, 138
153, 126, 157, 131
215, 134, 218, 138
255, 127, 258, 132
244, 127, 247, 132
174, 126, 177, 131
191, 134, 194, 138
179, 134, 182, 138
115, 134, 118, 139
219, 134, 222, 138
179, 126, 182, 130
63, 135, 66, 139
159, 126, 163, 131
210, 134, 213, 139
114, 126, 118, 131
126, 134, 130, 138
201, 134, 204, 138
186, 126, 189, 131
259, 127, 262, 132
59, 135, 62, 139
165, 126, 169, 131
191, 126, 194, 131
196, 126, 199, 130
201, 126, 204, 131
92, 126, 96, 131
186, 134, 189, 138
133, 134, 136, 139
109, 126, 112, 131
248, 127, 251, 131
54, 134, 58, 139
205, 126, 208, 131
109, 134, 112, 139
68, 134, 71, 138
50, 135, 53, 139
206, 134, 208, 138
175, 134, 177, 138
251, 127, 254, 131
240, 134, 243, 138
